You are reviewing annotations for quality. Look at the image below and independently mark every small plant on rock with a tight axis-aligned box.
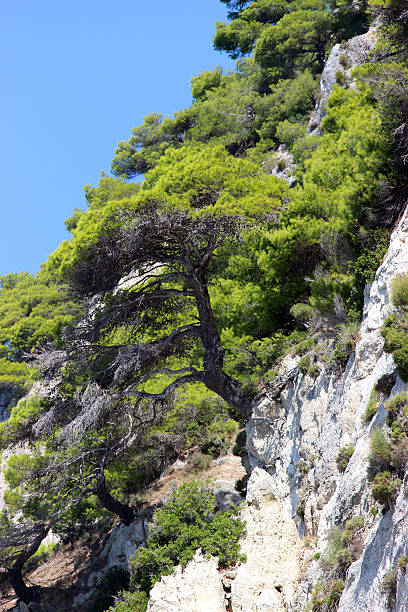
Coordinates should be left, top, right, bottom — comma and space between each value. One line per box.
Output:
398, 554, 408, 572
364, 389, 380, 424
372, 471, 401, 506
368, 428, 392, 478
336, 445, 354, 472
380, 569, 398, 609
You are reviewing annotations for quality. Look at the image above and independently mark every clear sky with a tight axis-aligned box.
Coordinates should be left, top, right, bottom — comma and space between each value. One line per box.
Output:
0, 0, 234, 276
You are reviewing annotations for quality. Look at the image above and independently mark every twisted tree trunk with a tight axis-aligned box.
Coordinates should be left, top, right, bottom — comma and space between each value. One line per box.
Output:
95, 470, 135, 526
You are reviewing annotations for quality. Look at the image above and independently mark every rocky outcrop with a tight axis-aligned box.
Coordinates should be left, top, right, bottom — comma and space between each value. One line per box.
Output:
147, 550, 227, 612
231, 468, 305, 612
308, 29, 376, 133
145, 27, 404, 611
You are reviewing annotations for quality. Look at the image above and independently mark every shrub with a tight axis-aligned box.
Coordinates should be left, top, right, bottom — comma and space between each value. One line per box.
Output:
380, 569, 398, 609
306, 579, 345, 611
89, 567, 130, 612
108, 590, 148, 612
320, 517, 364, 576
339, 55, 349, 68
336, 445, 354, 472
386, 392, 408, 441
299, 355, 311, 374
398, 554, 408, 572
390, 436, 408, 472
391, 273, 408, 307
26, 541, 58, 572
381, 314, 408, 381
232, 429, 246, 456
296, 498, 305, 519
375, 372, 397, 396
290, 303, 317, 328
130, 481, 245, 594
368, 428, 392, 478
308, 364, 320, 377
319, 527, 344, 572
329, 322, 359, 373
372, 471, 401, 506
364, 389, 380, 423
235, 474, 248, 496
326, 579, 345, 607
336, 70, 346, 86
188, 451, 213, 473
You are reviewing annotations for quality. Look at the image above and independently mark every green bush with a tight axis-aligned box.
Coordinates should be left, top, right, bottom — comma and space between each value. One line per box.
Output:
364, 389, 380, 424
188, 451, 213, 473
368, 428, 392, 478
336, 445, 354, 472
306, 579, 345, 611
108, 590, 148, 612
391, 273, 408, 307
385, 392, 408, 441
298, 355, 311, 374
381, 314, 408, 381
372, 472, 401, 506
130, 481, 245, 594
398, 554, 408, 572
320, 517, 364, 577
89, 567, 130, 612
339, 55, 349, 68
336, 70, 346, 86
380, 569, 398, 610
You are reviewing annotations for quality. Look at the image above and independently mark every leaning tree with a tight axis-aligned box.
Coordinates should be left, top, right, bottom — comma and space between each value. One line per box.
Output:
66, 208, 253, 418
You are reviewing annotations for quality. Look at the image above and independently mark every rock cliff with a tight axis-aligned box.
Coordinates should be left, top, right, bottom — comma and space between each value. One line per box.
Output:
146, 28, 408, 611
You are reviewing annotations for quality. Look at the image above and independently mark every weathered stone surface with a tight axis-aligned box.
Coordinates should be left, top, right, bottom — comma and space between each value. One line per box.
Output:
308, 29, 376, 134
231, 468, 301, 611
244, 117, 408, 611
147, 550, 227, 612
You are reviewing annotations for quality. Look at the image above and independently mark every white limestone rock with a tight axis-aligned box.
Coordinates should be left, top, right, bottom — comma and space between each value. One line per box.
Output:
231, 468, 301, 612
147, 550, 227, 612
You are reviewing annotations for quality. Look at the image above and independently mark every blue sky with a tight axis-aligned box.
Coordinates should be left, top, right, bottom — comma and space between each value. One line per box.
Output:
0, 0, 234, 276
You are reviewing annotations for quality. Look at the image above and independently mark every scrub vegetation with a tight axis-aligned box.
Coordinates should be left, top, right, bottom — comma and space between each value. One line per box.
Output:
1, 0, 408, 609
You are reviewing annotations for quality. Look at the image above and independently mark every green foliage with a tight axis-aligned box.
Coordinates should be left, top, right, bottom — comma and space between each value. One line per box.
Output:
107, 591, 148, 612
390, 273, 408, 307
336, 445, 354, 472
398, 554, 408, 572
372, 471, 401, 506
0, 396, 48, 449
306, 579, 345, 611
330, 323, 359, 372
89, 567, 130, 612
385, 392, 408, 442
298, 355, 311, 374
130, 481, 245, 593
0, 272, 80, 356
368, 428, 392, 478
26, 541, 58, 572
233, 429, 247, 456
364, 389, 380, 423
381, 314, 408, 381
0, 358, 33, 393
215, 0, 368, 81
380, 569, 398, 609
319, 516, 364, 579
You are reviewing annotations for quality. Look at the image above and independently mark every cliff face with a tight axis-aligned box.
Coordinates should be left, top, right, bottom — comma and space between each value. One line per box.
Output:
244, 196, 408, 612
145, 29, 408, 612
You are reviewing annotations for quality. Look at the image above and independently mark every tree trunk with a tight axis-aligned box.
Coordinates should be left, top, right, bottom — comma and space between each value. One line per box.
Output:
95, 470, 135, 526
8, 525, 48, 603
8, 568, 43, 604
190, 264, 252, 418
